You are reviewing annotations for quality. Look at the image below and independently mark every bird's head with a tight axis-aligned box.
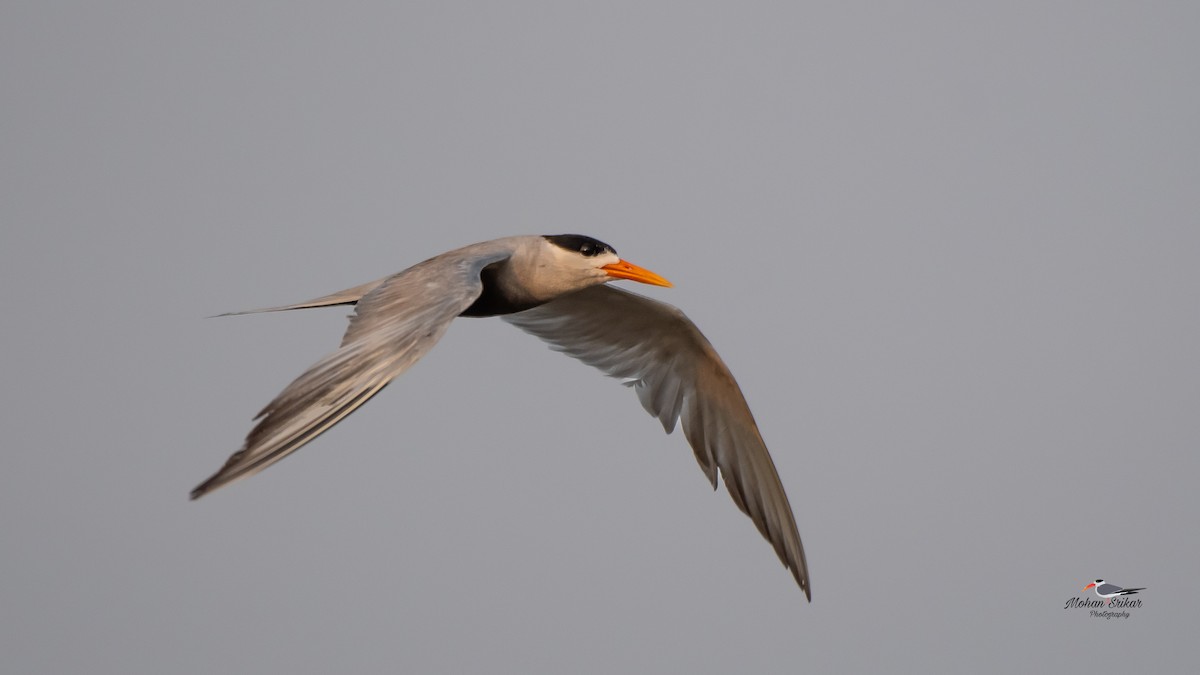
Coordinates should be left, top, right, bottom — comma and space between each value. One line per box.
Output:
1083, 579, 1104, 591
540, 234, 672, 291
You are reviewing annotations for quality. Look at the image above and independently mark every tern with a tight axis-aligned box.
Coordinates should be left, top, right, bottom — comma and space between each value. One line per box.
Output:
1083, 579, 1145, 603
192, 235, 810, 599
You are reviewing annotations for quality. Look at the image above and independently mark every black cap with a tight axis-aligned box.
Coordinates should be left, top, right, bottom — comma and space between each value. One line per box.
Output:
543, 234, 616, 258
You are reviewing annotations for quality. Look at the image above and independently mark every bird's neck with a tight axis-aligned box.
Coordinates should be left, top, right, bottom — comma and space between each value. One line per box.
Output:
459, 259, 556, 317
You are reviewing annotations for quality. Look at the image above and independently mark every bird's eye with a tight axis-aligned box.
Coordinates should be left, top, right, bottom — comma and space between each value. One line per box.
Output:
580, 243, 597, 256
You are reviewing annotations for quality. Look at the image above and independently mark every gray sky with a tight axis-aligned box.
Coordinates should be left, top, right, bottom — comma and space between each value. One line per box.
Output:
2, 2, 1197, 673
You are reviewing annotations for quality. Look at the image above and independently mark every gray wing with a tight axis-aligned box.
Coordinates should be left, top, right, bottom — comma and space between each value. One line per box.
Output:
214, 277, 389, 316
191, 248, 512, 499
1096, 583, 1123, 595
504, 285, 810, 599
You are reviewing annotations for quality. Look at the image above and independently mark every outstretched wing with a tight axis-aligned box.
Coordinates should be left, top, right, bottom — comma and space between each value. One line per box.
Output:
504, 285, 810, 599
191, 249, 513, 499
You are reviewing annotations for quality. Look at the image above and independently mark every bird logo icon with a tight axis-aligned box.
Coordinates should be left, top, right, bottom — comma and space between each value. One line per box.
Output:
1083, 579, 1145, 604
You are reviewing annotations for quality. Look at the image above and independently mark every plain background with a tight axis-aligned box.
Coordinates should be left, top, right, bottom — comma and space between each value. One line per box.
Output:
2, 2, 1197, 673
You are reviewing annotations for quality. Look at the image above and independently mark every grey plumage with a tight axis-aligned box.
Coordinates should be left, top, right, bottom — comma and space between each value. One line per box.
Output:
505, 286, 809, 597
192, 235, 810, 598
192, 240, 518, 498
1096, 583, 1143, 596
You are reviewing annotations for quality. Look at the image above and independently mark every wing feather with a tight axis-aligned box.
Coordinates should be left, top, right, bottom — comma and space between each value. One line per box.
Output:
504, 285, 810, 599
191, 248, 513, 499
214, 277, 388, 316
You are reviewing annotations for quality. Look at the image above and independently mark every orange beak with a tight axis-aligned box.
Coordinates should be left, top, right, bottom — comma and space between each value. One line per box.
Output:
601, 259, 672, 287
1083, 583, 1096, 591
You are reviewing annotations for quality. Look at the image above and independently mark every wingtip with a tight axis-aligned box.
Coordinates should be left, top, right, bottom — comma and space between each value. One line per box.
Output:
189, 475, 222, 500
208, 306, 289, 318
796, 570, 811, 602
210, 309, 257, 318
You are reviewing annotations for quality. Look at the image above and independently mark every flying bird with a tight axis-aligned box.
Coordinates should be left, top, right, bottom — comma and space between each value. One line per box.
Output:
192, 235, 810, 599
1083, 579, 1145, 602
